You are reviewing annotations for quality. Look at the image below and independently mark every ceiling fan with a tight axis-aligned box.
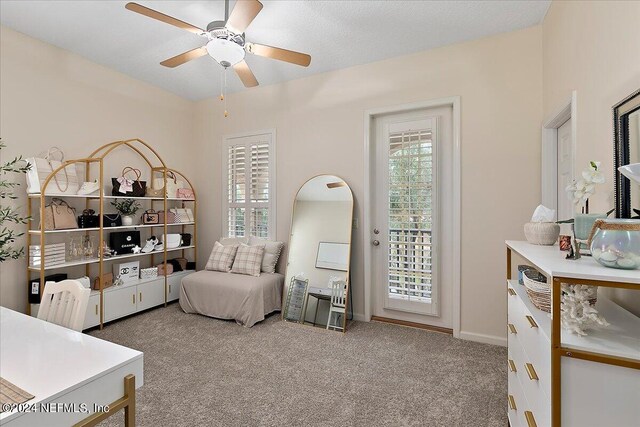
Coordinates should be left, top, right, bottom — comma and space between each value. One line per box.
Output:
125, 0, 311, 88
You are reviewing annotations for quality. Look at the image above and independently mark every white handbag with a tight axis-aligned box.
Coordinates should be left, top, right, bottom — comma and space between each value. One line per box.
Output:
152, 171, 184, 198
169, 208, 193, 223
25, 147, 80, 195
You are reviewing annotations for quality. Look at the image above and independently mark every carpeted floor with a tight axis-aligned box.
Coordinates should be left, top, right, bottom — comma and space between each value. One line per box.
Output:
90, 304, 506, 427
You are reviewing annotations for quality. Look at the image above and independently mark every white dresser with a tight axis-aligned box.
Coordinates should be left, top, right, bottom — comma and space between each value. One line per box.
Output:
506, 241, 640, 427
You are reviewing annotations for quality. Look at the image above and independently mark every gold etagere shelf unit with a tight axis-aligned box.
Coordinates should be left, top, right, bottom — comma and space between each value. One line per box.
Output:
26, 139, 197, 329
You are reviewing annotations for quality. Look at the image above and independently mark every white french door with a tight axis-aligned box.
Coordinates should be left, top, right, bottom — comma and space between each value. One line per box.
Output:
371, 106, 453, 328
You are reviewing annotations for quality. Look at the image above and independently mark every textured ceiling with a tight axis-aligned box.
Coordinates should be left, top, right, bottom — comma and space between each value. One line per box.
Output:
0, 0, 550, 100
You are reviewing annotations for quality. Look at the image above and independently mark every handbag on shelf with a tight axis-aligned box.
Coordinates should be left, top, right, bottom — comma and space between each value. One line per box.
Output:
93, 273, 114, 290
25, 147, 80, 195
180, 233, 192, 246
141, 209, 160, 225
157, 263, 174, 276
78, 209, 99, 228
158, 210, 176, 224
41, 198, 78, 230
176, 188, 194, 199
145, 187, 164, 198
169, 208, 193, 223
111, 167, 146, 197
152, 171, 183, 198
103, 213, 122, 228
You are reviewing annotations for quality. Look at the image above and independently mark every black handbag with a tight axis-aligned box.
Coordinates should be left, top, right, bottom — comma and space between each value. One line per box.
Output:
109, 231, 141, 255
78, 209, 99, 228
103, 213, 122, 228
112, 167, 147, 197
180, 233, 192, 246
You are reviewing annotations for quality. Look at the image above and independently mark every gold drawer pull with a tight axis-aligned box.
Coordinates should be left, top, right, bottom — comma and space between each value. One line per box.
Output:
508, 323, 517, 334
132, 294, 135, 305
95, 304, 98, 315
139, 292, 143, 302
169, 284, 172, 293
524, 411, 537, 427
526, 315, 538, 328
508, 359, 517, 372
508, 394, 517, 410
525, 363, 539, 381
508, 288, 516, 296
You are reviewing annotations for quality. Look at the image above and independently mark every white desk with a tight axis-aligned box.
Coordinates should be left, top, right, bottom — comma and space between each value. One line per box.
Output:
0, 307, 143, 426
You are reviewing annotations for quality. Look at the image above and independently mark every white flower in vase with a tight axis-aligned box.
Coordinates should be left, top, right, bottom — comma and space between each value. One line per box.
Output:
565, 161, 605, 213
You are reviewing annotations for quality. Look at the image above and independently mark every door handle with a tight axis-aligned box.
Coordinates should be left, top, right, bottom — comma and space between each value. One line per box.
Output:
372, 240, 380, 246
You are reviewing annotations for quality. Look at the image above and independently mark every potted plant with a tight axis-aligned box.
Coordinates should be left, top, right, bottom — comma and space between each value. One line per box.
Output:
111, 199, 141, 226
0, 140, 31, 262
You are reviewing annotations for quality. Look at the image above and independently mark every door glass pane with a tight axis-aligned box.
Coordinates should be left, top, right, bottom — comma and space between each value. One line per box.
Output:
388, 129, 433, 303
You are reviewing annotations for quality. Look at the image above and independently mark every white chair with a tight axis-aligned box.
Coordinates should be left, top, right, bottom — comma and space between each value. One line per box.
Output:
38, 279, 90, 332
326, 280, 347, 331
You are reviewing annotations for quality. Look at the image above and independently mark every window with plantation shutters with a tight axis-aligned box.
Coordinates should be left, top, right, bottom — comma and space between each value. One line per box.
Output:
223, 131, 276, 239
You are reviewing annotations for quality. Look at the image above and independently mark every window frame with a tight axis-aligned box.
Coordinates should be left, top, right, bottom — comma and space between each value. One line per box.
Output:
222, 129, 277, 240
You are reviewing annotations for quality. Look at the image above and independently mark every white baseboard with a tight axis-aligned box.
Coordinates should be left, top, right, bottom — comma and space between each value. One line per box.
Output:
459, 330, 507, 347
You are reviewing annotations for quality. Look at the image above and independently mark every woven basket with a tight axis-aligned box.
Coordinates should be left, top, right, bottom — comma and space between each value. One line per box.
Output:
523, 270, 597, 313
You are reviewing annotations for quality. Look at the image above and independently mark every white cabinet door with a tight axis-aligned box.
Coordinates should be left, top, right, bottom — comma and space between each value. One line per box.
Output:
137, 279, 165, 311
83, 294, 101, 330
167, 274, 184, 302
104, 286, 137, 322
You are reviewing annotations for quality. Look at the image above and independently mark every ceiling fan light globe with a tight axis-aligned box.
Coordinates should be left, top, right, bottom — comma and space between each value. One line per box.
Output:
206, 39, 245, 67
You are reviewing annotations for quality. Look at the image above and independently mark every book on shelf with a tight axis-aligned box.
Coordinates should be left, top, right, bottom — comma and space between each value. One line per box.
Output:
29, 249, 67, 258
29, 243, 66, 255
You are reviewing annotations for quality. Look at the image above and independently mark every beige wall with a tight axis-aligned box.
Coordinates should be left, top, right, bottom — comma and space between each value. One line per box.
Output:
543, 1, 640, 315
0, 27, 195, 311
193, 26, 544, 344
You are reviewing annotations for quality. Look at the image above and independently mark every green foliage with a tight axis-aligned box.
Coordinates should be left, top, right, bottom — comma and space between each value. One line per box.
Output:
111, 198, 141, 216
0, 140, 31, 262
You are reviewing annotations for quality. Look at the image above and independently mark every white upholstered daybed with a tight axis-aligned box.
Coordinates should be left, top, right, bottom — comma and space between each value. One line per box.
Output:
179, 237, 285, 327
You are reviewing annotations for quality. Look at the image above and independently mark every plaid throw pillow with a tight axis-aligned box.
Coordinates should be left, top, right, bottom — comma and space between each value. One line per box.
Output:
231, 244, 265, 277
206, 242, 238, 272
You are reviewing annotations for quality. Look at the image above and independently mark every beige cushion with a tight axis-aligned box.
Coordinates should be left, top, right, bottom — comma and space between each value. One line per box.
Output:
248, 236, 284, 273
206, 242, 238, 272
220, 237, 249, 246
231, 244, 265, 277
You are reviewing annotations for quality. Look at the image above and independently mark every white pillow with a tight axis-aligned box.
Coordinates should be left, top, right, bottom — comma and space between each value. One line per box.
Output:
248, 236, 284, 273
220, 237, 249, 246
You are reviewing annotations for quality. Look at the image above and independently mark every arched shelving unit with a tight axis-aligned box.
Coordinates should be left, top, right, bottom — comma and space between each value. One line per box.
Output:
26, 139, 197, 329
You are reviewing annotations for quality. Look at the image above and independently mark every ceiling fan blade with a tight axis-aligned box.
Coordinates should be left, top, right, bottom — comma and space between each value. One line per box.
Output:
160, 47, 208, 68
247, 43, 311, 67
233, 60, 259, 87
226, 0, 263, 33
125, 2, 204, 34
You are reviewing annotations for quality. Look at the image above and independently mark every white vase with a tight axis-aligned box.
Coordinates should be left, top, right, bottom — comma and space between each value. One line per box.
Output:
121, 215, 134, 226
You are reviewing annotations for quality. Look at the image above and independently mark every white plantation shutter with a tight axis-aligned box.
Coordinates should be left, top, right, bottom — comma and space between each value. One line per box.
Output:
224, 132, 275, 239
387, 123, 435, 304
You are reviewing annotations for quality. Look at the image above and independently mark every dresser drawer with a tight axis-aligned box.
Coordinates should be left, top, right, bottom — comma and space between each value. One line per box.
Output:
508, 350, 525, 427
508, 287, 551, 398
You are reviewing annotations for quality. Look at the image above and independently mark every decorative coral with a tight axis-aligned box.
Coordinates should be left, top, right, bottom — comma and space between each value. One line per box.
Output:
560, 284, 609, 336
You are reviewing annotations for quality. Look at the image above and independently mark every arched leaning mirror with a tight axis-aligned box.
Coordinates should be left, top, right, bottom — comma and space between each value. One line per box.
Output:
282, 175, 354, 332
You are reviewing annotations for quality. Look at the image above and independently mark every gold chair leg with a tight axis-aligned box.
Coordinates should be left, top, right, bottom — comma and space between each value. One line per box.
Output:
124, 374, 136, 427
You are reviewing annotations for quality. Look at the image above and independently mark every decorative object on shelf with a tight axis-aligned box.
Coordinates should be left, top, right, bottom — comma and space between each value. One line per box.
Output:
169, 207, 193, 223
177, 188, 195, 199
93, 272, 114, 290
560, 283, 608, 336
589, 219, 640, 269
565, 233, 582, 260
522, 269, 551, 312
524, 205, 560, 245
565, 161, 605, 214
0, 139, 31, 262
113, 261, 140, 284
132, 245, 142, 254
25, 146, 79, 195
111, 198, 141, 226
103, 213, 122, 228
42, 198, 78, 230
152, 171, 183, 198
559, 235, 572, 251
76, 179, 100, 196
157, 263, 173, 276
158, 210, 176, 224
140, 267, 158, 279
109, 230, 141, 254
141, 209, 159, 225
82, 235, 96, 259
111, 167, 146, 197
78, 209, 99, 228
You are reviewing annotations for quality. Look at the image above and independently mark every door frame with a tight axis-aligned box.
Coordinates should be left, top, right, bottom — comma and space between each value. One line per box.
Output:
541, 91, 577, 215
363, 97, 461, 338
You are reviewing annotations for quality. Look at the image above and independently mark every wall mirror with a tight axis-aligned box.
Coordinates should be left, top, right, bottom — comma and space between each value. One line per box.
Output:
614, 89, 640, 218
282, 175, 354, 332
